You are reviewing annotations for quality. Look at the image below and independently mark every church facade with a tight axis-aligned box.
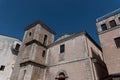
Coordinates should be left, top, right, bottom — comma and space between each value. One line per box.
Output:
10, 21, 108, 80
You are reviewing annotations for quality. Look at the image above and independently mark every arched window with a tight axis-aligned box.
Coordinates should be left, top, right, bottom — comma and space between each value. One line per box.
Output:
55, 71, 68, 80
58, 72, 65, 80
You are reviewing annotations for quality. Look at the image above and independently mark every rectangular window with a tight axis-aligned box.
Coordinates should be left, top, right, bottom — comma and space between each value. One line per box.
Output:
109, 20, 117, 28
114, 37, 120, 48
42, 50, 46, 57
0, 65, 5, 71
43, 34, 48, 46
60, 44, 65, 53
118, 17, 120, 21
101, 24, 107, 31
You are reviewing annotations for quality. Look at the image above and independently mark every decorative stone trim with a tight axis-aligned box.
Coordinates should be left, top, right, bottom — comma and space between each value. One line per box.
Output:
55, 70, 68, 80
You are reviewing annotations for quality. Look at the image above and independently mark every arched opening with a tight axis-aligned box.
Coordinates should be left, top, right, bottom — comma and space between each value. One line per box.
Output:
55, 70, 68, 80
58, 72, 65, 80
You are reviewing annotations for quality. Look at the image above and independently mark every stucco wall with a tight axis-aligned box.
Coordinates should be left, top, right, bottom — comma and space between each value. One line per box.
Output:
0, 35, 21, 80
46, 34, 103, 80
46, 60, 90, 80
47, 35, 86, 65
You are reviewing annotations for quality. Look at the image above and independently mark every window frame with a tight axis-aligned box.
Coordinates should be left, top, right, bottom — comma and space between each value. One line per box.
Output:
101, 23, 107, 31
42, 50, 46, 58
15, 43, 20, 51
109, 20, 117, 28
43, 34, 48, 46
60, 44, 65, 53
114, 37, 120, 48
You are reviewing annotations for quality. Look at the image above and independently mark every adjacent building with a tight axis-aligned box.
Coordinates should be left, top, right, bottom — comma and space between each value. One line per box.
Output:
96, 8, 120, 79
0, 35, 21, 80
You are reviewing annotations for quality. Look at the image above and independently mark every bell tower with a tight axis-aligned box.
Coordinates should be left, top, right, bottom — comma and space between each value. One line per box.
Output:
17, 21, 55, 80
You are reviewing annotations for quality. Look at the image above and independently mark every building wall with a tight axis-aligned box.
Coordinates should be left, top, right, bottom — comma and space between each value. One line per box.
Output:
96, 12, 120, 75
99, 27, 120, 74
46, 60, 90, 80
47, 34, 92, 80
0, 35, 21, 80
47, 34, 86, 65
46, 33, 105, 80
86, 36, 108, 79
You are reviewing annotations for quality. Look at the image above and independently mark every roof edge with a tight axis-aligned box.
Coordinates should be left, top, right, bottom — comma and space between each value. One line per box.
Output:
84, 32, 102, 51
24, 20, 56, 35
96, 8, 120, 22
48, 31, 102, 51
0, 34, 21, 42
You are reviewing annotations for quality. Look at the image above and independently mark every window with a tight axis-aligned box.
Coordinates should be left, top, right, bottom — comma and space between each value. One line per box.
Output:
55, 71, 68, 80
29, 32, 32, 37
42, 50, 46, 57
109, 20, 117, 28
58, 73, 65, 80
118, 17, 120, 22
15, 44, 20, 51
114, 37, 120, 48
60, 44, 65, 53
43, 34, 48, 45
0, 65, 5, 71
101, 24, 107, 31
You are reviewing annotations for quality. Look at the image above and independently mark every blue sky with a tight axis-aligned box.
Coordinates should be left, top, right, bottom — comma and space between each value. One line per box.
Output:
0, 0, 120, 45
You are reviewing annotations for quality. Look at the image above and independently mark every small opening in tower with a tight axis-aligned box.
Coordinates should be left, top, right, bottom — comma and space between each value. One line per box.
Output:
29, 32, 32, 37
42, 50, 46, 58
43, 34, 48, 45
